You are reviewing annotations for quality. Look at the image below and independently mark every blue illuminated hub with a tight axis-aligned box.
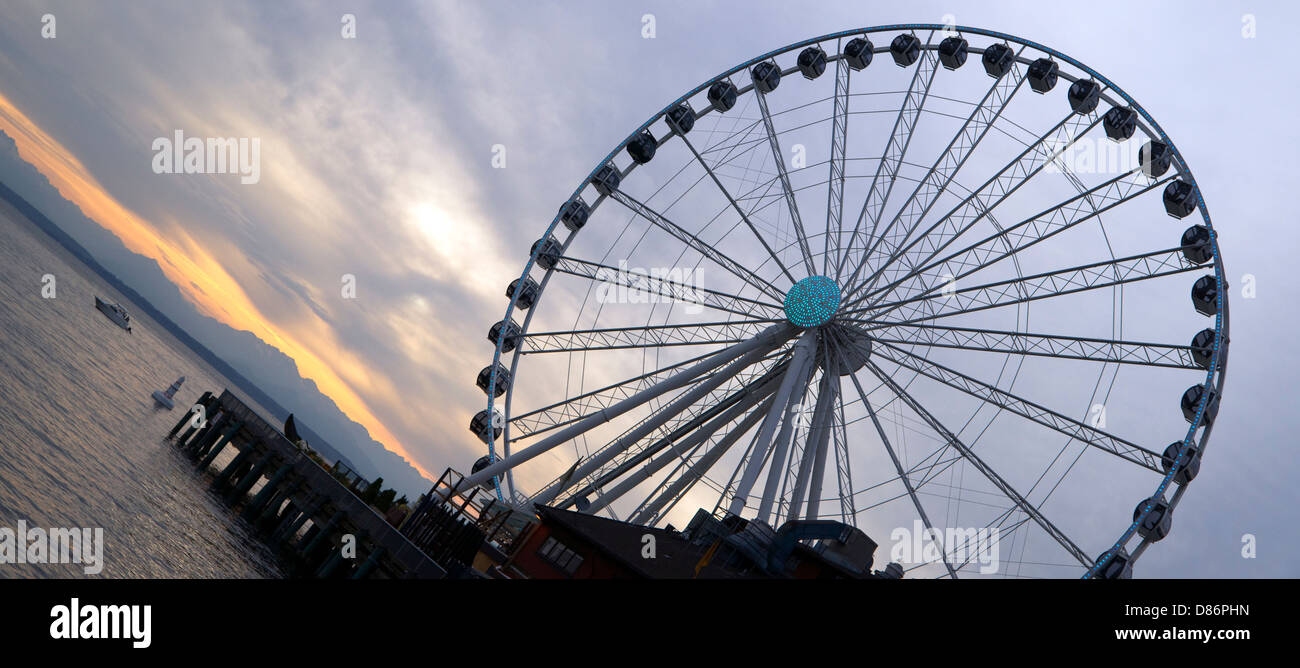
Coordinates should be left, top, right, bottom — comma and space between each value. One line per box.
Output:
784, 276, 841, 328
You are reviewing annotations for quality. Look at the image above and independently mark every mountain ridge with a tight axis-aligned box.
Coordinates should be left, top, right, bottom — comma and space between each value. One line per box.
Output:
0, 130, 434, 499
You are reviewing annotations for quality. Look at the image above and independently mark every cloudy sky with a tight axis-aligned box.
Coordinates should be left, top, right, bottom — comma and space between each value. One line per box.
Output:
0, 0, 1295, 576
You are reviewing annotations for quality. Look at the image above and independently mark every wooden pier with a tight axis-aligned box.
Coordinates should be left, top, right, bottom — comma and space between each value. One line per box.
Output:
165, 389, 447, 579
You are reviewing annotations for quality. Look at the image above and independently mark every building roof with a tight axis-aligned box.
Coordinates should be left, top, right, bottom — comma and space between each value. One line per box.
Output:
534, 505, 751, 578
533, 505, 875, 579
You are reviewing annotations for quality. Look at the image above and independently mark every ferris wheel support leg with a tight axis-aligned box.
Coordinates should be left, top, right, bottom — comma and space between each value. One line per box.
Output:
529, 329, 791, 507
755, 354, 817, 525
581, 378, 777, 516
728, 332, 818, 519
799, 363, 840, 520
631, 395, 775, 526
459, 322, 794, 492
804, 414, 833, 520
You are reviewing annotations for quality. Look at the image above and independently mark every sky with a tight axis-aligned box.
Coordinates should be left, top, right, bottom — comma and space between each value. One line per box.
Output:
0, 0, 1296, 577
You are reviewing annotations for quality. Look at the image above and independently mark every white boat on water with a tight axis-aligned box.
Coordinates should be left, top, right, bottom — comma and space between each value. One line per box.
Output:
152, 376, 185, 410
94, 296, 132, 332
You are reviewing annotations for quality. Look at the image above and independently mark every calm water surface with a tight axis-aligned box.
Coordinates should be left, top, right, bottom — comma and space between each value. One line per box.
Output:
0, 200, 282, 577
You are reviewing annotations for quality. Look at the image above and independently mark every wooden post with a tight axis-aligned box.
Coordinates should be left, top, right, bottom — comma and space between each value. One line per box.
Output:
226, 456, 272, 504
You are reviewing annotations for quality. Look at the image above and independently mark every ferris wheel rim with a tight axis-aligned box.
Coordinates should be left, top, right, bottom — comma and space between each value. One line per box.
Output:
475, 24, 1228, 579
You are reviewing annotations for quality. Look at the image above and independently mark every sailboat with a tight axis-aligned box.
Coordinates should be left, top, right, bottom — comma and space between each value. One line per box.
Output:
151, 376, 185, 410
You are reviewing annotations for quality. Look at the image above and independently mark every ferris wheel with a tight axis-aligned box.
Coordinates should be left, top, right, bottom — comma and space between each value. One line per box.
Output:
463, 25, 1228, 578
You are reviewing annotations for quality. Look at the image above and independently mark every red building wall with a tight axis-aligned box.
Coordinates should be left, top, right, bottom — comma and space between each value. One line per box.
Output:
507, 523, 640, 579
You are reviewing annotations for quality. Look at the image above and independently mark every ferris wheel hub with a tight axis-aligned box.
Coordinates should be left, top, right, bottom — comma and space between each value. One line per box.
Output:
783, 275, 841, 328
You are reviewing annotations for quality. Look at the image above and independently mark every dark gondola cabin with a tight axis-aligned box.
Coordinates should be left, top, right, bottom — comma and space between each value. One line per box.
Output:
477, 364, 511, 398
938, 36, 968, 70
559, 199, 589, 232
530, 235, 562, 270
1067, 79, 1101, 115
1189, 327, 1218, 370
1096, 549, 1133, 579
752, 61, 781, 93
1163, 179, 1197, 218
1180, 224, 1213, 265
1191, 275, 1218, 317
469, 410, 502, 443
471, 455, 495, 477
797, 46, 827, 79
626, 131, 657, 165
890, 34, 921, 67
1027, 58, 1058, 93
982, 43, 1014, 78
844, 37, 873, 70
1134, 496, 1173, 541
666, 102, 695, 134
1161, 440, 1202, 484
1102, 106, 1138, 141
488, 318, 522, 353
1140, 140, 1172, 178
590, 163, 621, 196
708, 80, 738, 112
1180, 384, 1220, 425
506, 277, 540, 310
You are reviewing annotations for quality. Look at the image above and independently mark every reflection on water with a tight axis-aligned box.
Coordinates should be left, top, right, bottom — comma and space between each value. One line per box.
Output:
0, 201, 281, 578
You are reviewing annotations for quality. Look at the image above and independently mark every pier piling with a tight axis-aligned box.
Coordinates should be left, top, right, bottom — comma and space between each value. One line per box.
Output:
167, 389, 449, 578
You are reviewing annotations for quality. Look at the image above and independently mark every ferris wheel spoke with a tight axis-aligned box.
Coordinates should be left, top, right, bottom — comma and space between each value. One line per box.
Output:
845, 368, 959, 578
830, 382, 857, 524
835, 31, 939, 284
608, 188, 786, 301
567, 367, 782, 514
852, 167, 1169, 317
870, 340, 1164, 472
547, 353, 788, 509
528, 329, 794, 507
630, 394, 775, 525
758, 368, 815, 525
862, 358, 1094, 568
823, 43, 851, 276
753, 71, 818, 276
698, 116, 764, 158
870, 322, 1201, 370
680, 133, 800, 285
508, 347, 783, 441
681, 105, 805, 285
842, 109, 1107, 312
757, 341, 826, 525
552, 255, 784, 320
520, 319, 782, 354
789, 351, 840, 520
850, 246, 1201, 328
462, 323, 792, 491
841, 46, 1028, 302
710, 408, 777, 519
727, 333, 819, 520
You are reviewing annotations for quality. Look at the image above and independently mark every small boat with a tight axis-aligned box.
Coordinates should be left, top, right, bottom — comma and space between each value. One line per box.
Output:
94, 296, 132, 332
151, 376, 185, 410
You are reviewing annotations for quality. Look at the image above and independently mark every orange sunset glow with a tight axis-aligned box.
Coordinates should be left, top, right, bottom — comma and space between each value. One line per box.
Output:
0, 91, 433, 481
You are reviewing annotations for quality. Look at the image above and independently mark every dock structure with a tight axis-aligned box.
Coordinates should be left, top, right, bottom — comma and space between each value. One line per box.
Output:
165, 389, 446, 579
